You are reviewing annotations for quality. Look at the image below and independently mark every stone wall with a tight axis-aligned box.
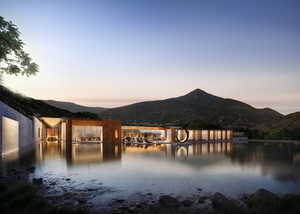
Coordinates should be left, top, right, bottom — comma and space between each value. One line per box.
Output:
0, 101, 34, 156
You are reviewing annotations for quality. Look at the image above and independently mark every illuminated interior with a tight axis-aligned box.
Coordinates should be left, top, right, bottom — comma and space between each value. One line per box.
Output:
122, 126, 167, 143
72, 125, 103, 143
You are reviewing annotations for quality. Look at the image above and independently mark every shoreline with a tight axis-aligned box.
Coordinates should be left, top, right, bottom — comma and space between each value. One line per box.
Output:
1, 176, 300, 214
1, 168, 300, 214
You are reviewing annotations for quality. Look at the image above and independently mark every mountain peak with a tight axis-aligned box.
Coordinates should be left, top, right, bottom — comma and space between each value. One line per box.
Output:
190, 88, 207, 94
184, 88, 208, 97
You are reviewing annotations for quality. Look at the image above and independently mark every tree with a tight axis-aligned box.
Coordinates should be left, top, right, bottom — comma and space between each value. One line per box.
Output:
0, 16, 38, 77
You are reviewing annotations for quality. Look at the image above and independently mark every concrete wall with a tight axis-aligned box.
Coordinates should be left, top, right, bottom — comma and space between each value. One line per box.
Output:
33, 117, 43, 143
0, 101, 34, 156
2, 116, 19, 154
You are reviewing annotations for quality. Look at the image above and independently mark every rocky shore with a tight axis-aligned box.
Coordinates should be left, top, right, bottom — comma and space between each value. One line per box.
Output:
1, 166, 300, 214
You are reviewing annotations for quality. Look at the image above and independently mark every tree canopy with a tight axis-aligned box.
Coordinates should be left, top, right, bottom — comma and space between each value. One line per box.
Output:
0, 16, 38, 76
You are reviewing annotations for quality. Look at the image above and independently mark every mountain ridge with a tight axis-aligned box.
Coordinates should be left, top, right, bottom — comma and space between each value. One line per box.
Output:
97, 89, 283, 129
43, 100, 107, 114
0, 86, 99, 119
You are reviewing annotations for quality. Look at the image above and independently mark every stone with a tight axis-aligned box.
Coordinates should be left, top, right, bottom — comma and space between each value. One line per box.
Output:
135, 202, 147, 209
26, 166, 35, 173
128, 206, 136, 213
248, 188, 279, 208
212, 192, 239, 210
197, 188, 203, 192
115, 199, 125, 203
32, 178, 43, 185
182, 199, 193, 207
159, 195, 181, 208
251, 188, 278, 201
198, 196, 208, 204
78, 198, 87, 204
63, 192, 73, 199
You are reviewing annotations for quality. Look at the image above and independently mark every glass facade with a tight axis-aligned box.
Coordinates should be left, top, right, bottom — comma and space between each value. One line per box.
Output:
122, 129, 166, 142
72, 125, 103, 143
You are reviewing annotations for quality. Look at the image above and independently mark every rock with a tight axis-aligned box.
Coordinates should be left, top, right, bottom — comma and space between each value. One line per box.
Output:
50, 182, 57, 186
32, 178, 43, 185
251, 188, 278, 201
128, 206, 136, 213
248, 188, 279, 208
197, 188, 203, 192
198, 196, 209, 204
115, 199, 125, 203
63, 192, 73, 199
147, 193, 152, 196
182, 199, 193, 207
212, 192, 240, 210
148, 204, 163, 213
26, 166, 35, 173
119, 206, 129, 211
65, 178, 71, 181
159, 195, 181, 208
135, 202, 147, 209
78, 198, 87, 204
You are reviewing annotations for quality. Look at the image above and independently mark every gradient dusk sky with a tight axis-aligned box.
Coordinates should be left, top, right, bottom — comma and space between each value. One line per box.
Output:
1, 0, 299, 114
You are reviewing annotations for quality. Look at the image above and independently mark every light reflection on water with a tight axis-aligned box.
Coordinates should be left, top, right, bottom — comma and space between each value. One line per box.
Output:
2, 141, 300, 197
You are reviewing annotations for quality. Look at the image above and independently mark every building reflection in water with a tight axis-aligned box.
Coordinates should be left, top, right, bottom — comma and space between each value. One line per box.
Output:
170, 141, 233, 159
5, 139, 299, 185
228, 143, 300, 182
123, 141, 234, 160
36, 140, 122, 167
1, 148, 36, 177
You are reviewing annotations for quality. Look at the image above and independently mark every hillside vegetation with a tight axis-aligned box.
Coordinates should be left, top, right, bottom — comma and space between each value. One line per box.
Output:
259, 112, 300, 140
44, 100, 107, 114
99, 89, 283, 129
0, 86, 98, 119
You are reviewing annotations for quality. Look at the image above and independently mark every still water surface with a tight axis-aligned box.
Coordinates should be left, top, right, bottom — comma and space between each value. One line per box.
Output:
3, 142, 300, 199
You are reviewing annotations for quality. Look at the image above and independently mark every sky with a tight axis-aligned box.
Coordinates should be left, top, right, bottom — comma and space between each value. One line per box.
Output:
1, 0, 300, 114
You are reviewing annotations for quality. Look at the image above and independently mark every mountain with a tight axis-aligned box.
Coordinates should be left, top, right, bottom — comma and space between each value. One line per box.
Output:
260, 112, 300, 140
0, 86, 98, 119
99, 89, 283, 128
44, 100, 107, 114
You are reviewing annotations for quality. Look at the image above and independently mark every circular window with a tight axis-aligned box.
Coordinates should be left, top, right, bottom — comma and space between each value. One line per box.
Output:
175, 129, 189, 143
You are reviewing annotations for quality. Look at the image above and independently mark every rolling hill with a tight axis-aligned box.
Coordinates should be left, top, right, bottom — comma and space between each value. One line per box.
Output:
44, 100, 107, 114
98, 89, 283, 129
261, 112, 300, 140
0, 86, 98, 119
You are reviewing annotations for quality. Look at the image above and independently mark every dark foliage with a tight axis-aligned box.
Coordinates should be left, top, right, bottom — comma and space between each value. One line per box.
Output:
0, 86, 99, 119
99, 89, 283, 129
0, 16, 38, 76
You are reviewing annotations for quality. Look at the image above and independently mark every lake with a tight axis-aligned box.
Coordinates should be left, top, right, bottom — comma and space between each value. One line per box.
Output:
2, 141, 300, 206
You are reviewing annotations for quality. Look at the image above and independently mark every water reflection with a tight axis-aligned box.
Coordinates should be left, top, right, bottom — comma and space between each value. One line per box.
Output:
2, 141, 300, 196
0, 149, 35, 178
36, 141, 122, 166
228, 143, 300, 182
